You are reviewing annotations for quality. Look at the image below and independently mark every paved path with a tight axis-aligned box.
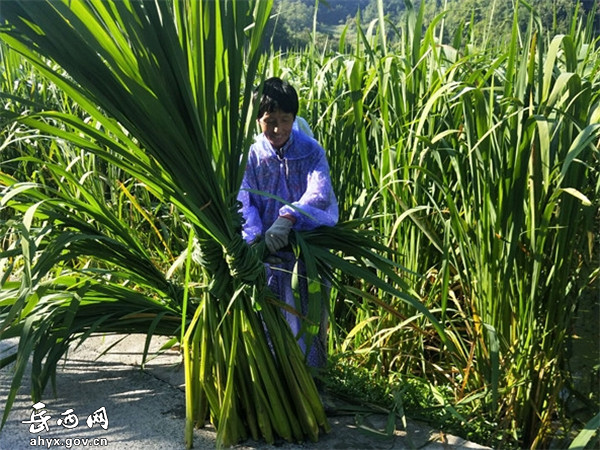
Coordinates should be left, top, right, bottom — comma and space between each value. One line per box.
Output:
0, 335, 489, 449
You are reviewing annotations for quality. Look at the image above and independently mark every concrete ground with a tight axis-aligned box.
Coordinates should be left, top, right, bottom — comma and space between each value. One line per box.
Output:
0, 334, 490, 450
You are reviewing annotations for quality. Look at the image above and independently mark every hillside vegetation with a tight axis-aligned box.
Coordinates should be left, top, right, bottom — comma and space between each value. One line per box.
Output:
271, 0, 599, 48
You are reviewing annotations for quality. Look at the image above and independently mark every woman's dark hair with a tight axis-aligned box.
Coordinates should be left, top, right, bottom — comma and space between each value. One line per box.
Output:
255, 77, 299, 118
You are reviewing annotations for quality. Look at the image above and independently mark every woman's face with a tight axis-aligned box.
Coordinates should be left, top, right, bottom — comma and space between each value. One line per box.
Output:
258, 109, 294, 150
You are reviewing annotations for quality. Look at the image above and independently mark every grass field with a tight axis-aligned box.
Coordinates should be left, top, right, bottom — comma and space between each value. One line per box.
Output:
1, 1, 598, 448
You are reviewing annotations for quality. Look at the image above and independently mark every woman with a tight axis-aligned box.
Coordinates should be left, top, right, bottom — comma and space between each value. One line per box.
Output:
238, 77, 338, 368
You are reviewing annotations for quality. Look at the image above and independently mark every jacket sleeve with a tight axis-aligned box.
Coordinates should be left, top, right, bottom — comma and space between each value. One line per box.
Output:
237, 154, 263, 243
279, 149, 339, 230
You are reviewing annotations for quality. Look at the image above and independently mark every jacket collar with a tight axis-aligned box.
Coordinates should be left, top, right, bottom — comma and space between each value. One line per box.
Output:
256, 129, 317, 160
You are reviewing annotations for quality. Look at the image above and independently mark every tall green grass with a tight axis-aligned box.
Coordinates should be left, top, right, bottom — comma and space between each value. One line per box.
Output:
270, 0, 599, 447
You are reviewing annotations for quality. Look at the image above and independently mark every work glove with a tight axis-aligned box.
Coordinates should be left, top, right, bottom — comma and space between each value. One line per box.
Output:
265, 216, 294, 254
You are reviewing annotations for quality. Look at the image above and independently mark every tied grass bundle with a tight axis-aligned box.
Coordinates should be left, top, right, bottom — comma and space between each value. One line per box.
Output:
0, 0, 332, 447
181, 233, 331, 446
